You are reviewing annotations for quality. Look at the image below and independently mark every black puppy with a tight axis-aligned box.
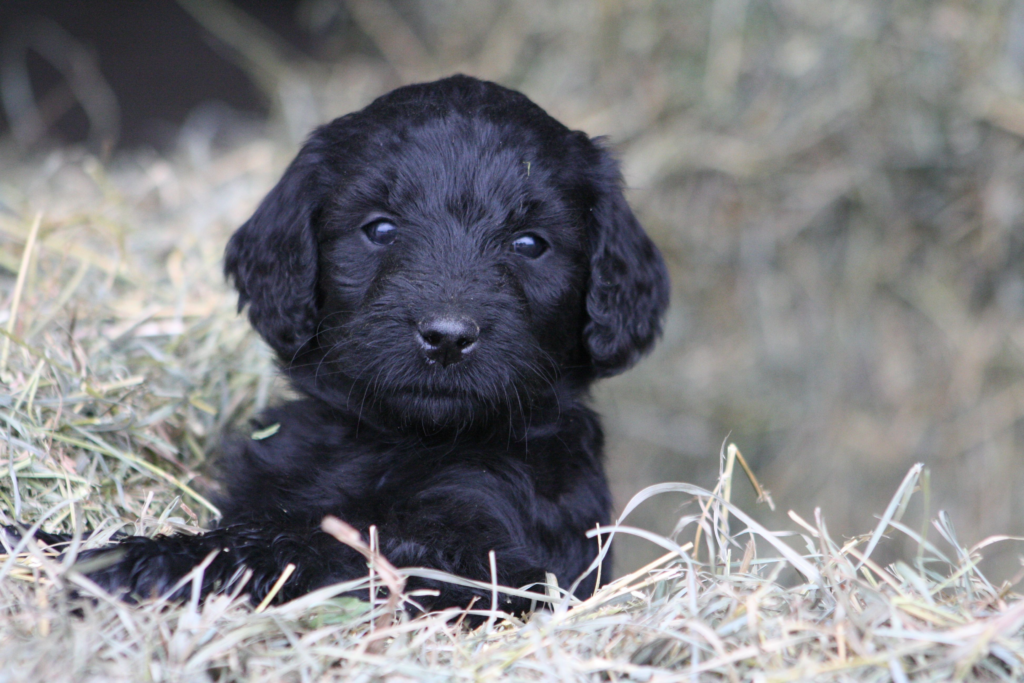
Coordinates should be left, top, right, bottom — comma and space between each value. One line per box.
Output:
19, 75, 669, 613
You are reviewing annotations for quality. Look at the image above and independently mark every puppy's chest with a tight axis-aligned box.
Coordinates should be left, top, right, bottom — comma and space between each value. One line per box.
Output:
357, 439, 580, 505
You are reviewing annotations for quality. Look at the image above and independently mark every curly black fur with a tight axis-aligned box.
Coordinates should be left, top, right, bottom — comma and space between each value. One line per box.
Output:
6, 75, 669, 614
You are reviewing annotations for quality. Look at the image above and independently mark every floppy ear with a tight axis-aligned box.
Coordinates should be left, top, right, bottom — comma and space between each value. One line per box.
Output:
224, 149, 323, 360
583, 150, 670, 377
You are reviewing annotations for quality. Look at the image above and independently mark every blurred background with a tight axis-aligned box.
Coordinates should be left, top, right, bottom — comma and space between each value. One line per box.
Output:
1, 0, 1023, 579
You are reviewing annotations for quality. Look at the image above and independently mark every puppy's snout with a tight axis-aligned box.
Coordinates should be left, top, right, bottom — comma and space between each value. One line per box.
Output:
416, 316, 479, 367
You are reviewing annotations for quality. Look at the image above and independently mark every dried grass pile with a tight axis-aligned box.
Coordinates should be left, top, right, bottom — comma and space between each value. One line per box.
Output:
4, 0, 1024, 680
0, 142, 1022, 681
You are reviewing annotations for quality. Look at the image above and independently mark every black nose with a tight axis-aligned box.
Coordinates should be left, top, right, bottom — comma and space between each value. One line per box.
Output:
416, 316, 479, 367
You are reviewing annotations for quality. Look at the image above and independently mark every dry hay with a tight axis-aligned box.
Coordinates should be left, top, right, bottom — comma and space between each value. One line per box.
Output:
0, 140, 1022, 683
4, 0, 1024, 680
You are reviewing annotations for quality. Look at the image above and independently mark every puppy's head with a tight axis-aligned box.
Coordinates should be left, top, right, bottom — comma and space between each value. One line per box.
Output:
226, 75, 669, 428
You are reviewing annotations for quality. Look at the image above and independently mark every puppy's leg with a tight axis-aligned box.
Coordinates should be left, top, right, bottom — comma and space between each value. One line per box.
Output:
373, 520, 552, 616
59, 524, 362, 604
2, 524, 85, 549
400, 558, 548, 617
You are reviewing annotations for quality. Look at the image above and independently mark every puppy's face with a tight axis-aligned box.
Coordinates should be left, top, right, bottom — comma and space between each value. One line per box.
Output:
315, 116, 589, 425
226, 76, 669, 429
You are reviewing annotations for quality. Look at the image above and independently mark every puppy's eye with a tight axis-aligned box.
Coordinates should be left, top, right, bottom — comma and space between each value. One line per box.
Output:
364, 220, 398, 246
511, 234, 547, 259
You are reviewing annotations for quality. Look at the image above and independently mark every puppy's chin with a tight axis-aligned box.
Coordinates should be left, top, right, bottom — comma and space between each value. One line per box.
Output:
380, 389, 468, 428
381, 388, 496, 430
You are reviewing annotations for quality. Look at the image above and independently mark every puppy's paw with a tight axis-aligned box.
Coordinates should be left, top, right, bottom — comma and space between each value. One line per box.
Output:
1, 524, 74, 550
